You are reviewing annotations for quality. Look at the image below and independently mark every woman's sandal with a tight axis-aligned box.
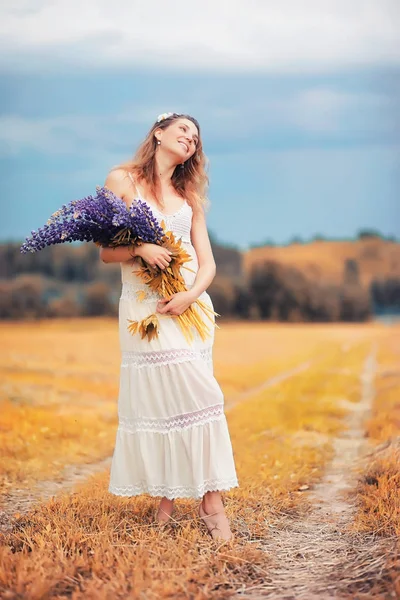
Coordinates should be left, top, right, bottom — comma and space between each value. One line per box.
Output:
198, 502, 233, 541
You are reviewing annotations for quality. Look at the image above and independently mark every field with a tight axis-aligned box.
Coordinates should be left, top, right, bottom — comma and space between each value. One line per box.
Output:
0, 318, 399, 599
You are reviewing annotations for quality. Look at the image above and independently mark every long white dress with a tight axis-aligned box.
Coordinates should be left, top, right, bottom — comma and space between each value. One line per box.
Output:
108, 183, 239, 500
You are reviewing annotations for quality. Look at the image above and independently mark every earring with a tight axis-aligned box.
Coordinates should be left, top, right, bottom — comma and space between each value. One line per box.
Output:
181, 162, 185, 168
157, 140, 161, 145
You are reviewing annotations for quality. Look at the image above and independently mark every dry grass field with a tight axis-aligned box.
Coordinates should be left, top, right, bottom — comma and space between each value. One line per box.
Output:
0, 318, 399, 599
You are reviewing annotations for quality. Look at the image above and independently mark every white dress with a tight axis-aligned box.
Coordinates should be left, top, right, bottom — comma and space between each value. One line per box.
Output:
108, 183, 239, 500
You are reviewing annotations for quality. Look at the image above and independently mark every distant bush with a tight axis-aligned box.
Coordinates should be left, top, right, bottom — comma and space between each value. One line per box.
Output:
0, 275, 47, 319
233, 285, 252, 319
287, 236, 304, 245
247, 260, 371, 322
343, 259, 360, 285
82, 282, 116, 317
208, 276, 238, 317
357, 229, 383, 240
249, 239, 276, 248
340, 286, 372, 321
47, 294, 82, 318
340, 259, 372, 321
371, 278, 400, 311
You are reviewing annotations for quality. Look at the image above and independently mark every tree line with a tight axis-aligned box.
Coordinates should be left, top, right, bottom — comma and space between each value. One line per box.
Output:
1, 241, 398, 322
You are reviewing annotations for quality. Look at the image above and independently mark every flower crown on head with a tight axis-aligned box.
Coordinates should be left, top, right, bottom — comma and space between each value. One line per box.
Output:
157, 112, 175, 123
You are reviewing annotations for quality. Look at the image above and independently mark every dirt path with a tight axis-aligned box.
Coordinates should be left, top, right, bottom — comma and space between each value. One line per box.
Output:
242, 345, 397, 599
225, 359, 313, 411
0, 457, 112, 534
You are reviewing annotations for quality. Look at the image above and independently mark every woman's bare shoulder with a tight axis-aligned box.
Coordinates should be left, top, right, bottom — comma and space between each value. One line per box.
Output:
104, 168, 132, 201
104, 167, 130, 187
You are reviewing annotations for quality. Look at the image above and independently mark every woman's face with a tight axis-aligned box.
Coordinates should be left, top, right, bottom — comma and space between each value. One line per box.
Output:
156, 118, 199, 163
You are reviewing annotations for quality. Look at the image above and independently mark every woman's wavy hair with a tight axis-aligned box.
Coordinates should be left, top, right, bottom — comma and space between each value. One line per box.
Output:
115, 113, 209, 212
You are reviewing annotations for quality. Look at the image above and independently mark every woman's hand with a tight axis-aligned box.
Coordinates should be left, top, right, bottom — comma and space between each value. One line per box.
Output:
156, 291, 196, 316
136, 243, 173, 269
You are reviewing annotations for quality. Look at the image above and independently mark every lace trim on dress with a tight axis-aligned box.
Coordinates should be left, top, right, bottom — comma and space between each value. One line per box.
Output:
120, 283, 163, 303
120, 281, 199, 304
121, 347, 213, 369
108, 477, 239, 500
176, 235, 192, 243
118, 403, 224, 434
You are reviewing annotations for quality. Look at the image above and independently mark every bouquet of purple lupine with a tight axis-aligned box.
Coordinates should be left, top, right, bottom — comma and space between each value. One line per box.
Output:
20, 186, 217, 343
20, 185, 165, 253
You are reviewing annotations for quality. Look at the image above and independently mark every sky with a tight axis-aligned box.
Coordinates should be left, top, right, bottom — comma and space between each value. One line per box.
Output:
1, 0, 399, 249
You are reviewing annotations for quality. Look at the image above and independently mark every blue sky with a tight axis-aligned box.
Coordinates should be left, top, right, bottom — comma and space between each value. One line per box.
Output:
1, 1, 399, 249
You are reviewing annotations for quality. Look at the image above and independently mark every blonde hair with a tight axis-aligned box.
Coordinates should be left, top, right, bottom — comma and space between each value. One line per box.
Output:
115, 113, 210, 213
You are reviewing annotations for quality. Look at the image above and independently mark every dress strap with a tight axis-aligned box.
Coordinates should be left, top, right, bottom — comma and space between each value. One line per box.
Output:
127, 171, 142, 199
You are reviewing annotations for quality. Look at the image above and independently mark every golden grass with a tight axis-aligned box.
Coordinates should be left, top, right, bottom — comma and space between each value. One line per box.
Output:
0, 400, 116, 487
0, 319, 377, 489
2, 320, 393, 598
214, 320, 378, 399
0, 319, 120, 491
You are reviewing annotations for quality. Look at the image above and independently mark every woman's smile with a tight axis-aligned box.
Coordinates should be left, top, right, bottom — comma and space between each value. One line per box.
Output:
178, 140, 189, 153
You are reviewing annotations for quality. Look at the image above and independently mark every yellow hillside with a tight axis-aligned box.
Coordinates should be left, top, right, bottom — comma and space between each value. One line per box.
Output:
243, 238, 400, 286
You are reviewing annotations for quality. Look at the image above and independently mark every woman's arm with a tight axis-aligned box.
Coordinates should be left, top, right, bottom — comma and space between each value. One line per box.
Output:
99, 244, 137, 264
187, 206, 217, 299
155, 205, 216, 316
99, 168, 138, 264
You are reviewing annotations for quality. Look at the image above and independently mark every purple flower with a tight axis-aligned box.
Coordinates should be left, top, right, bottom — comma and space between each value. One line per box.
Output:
20, 186, 164, 254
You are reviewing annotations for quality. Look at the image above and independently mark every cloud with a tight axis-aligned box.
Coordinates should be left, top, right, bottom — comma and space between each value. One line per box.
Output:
0, 111, 156, 157
0, 114, 103, 156
281, 88, 398, 136
0, 0, 399, 74
0, 83, 396, 159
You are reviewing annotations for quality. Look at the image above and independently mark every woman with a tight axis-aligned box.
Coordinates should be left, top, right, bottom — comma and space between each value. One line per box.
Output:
100, 112, 238, 541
